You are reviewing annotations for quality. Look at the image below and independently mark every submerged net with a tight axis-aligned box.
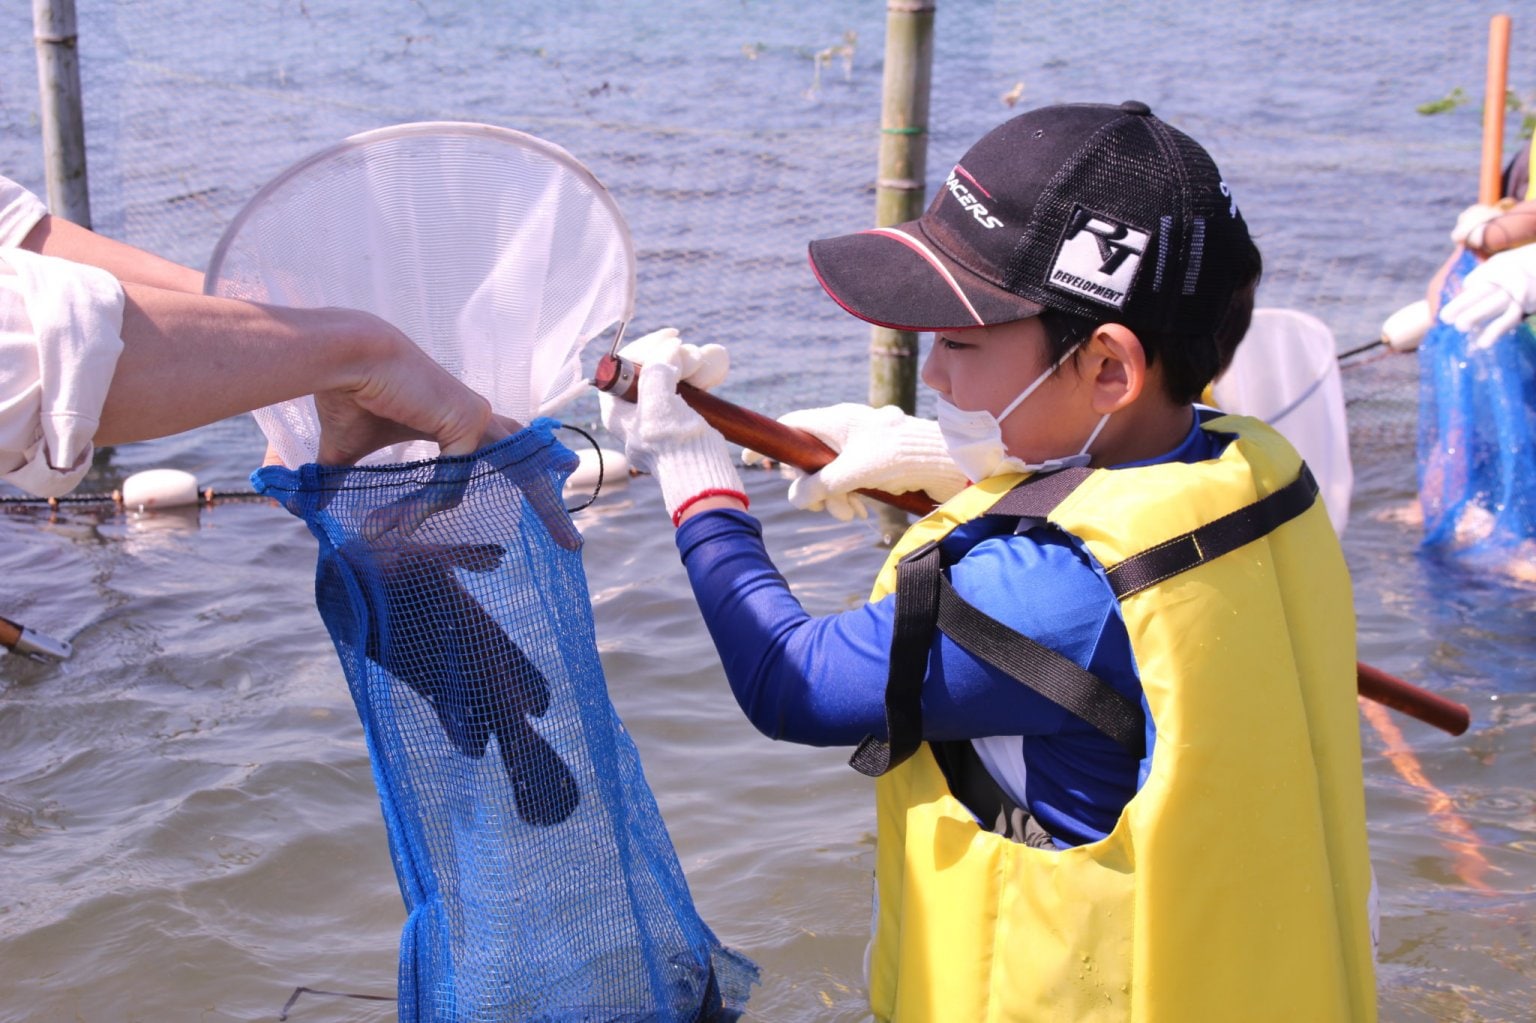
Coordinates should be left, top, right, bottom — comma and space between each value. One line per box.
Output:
1417, 248, 1536, 568
253, 419, 755, 1021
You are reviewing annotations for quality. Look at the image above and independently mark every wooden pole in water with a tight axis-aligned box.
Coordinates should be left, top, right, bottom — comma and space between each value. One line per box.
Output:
869, 0, 934, 417
868, 0, 935, 539
31, 0, 92, 227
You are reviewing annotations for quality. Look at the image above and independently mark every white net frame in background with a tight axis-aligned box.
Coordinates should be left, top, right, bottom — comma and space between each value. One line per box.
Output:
1213, 308, 1355, 535
205, 121, 636, 469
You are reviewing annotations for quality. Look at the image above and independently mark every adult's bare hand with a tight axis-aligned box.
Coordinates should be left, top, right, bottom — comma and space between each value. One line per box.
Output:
100, 289, 581, 548
315, 311, 582, 550
312, 310, 506, 466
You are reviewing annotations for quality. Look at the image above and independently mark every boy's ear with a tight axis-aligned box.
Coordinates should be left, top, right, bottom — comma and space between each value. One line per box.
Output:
1083, 323, 1147, 414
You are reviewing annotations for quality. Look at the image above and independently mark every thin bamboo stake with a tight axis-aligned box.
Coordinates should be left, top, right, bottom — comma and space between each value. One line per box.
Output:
868, 0, 935, 418
868, 0, 936, 539
32, 0, 91, 227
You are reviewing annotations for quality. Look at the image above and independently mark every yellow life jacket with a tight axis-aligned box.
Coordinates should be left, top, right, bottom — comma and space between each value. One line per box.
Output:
865, 414, 1376, 1023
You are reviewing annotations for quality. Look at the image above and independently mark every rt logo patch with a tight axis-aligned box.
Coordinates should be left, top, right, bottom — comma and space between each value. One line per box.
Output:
1048, 207, 1148, 309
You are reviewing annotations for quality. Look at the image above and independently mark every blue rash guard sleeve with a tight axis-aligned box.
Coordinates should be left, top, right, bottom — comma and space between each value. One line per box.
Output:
673, 411, 1230, 845
676, 508, 1139, 844
675, 510, 1124, 749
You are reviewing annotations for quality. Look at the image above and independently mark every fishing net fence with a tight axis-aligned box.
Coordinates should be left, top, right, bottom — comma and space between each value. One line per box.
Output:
5, 1, 1534, 467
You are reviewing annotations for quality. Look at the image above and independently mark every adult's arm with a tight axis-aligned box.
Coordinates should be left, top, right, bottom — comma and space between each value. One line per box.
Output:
1, 174, 513, 495
1, 253, 504, 497
1, 175, 201, 294
1476, 200, 1536, 256
19, 214, 204, 294
100, 282, 497, 464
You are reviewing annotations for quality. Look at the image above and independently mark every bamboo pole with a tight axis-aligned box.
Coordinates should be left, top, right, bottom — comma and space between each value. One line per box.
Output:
32, 0, 91, 227
868, 0, 935, 418
868, 0, 935, 540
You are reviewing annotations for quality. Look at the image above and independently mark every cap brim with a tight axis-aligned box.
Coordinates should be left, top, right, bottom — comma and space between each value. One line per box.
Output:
808, 222, 1044, 332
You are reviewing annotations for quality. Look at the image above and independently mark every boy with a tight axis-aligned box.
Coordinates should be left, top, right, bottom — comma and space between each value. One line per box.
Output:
602, 100, 1377, 1022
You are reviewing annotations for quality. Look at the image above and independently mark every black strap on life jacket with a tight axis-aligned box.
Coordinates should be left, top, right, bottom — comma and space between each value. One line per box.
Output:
849, 462, 1321, 785
848, 538, 943, 777
1100, 463, 1319, 599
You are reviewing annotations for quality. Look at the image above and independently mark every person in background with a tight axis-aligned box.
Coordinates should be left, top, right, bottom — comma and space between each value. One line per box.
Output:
1448, 133, 1535, 255
1, 173, 513, 498
600, 101, 1377, 1021
1439, 136, 1536, 347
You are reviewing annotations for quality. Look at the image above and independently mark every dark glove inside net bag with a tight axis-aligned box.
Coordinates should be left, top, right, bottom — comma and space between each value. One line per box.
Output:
254, 418, 756, 1022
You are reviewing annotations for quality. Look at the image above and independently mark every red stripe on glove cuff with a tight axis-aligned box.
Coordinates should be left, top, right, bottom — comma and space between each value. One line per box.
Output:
672, 488, 750, 527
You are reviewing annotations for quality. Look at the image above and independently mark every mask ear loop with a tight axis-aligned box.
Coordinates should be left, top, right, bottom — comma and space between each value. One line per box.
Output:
996, 339, 1086, 426
556, 423, 604, 512
1076, 412, 1112, 460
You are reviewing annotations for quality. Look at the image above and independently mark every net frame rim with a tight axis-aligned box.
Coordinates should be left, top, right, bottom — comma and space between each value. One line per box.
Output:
203, 119, 638, 323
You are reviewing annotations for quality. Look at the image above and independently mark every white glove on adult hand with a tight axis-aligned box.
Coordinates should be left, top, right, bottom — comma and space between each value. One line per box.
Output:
1439, 244, 1536, 350
1449, 202, 1508, 250
744, 403, 967, 522
598, 330, 743, 522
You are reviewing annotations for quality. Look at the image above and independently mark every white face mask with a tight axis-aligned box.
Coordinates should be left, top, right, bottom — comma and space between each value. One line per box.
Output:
935, 344, 1111, 482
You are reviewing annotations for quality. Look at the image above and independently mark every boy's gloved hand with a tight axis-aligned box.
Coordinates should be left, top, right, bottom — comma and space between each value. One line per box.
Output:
598, 328, 745, 523
612, 326, 731, 391
743, 403, 967, 521
1439, 244, 1536, 350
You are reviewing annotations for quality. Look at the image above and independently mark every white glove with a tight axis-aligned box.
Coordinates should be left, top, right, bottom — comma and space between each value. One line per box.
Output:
744, 403, 967, 521
598, 329, 744, 522
613, 326, 730, 391
1439, 244, 1536, 350
1449, 202, 1507, 250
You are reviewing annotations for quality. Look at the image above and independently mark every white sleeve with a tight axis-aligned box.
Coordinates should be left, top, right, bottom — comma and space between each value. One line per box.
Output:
0, 175, 48, 248
0, 248, 126, 498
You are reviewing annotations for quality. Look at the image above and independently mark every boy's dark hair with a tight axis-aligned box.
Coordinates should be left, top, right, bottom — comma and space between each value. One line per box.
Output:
1040, 237, 1262, 406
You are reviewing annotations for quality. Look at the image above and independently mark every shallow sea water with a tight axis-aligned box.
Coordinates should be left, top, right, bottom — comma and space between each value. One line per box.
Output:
2, 2, 1534, 1020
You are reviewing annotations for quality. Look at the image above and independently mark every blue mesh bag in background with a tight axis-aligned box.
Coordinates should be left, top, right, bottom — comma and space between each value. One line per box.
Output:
253, 418, 756, 1022
1418, 248, 1536, 565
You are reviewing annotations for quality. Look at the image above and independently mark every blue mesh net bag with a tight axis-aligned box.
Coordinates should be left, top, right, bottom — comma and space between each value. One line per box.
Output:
1418, 248, 1536, 568
253, 418, 756, 1021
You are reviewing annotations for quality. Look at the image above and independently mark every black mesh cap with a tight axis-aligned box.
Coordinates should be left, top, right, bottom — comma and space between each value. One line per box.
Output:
808, 100, 1253, 338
